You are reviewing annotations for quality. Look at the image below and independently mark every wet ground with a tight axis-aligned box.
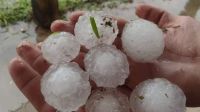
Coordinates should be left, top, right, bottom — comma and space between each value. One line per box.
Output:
0, 21, 36, 112
1, 0, 200, 111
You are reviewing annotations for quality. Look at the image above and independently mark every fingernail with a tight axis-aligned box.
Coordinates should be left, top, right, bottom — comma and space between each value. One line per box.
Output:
9, 57, 23, 68
9, 57, 25, 75
17, 40, 32, 57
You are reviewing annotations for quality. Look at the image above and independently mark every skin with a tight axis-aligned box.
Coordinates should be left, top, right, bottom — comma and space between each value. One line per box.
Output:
8, 4, 200, 112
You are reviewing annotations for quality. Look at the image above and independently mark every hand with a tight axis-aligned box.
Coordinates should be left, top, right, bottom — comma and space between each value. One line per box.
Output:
8, 12, 131, 112
8, 4, 200, 112
8, 12, 86, 112
134, 4, 200, 107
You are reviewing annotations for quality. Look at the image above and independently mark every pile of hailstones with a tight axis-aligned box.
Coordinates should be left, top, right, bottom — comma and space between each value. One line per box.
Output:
41, 12, 186, 112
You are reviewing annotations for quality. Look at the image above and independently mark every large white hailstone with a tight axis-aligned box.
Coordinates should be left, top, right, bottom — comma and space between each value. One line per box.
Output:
130, 78, 186, 112
41, 63, 91, 112
122, 19, 164, 62
41, 32, 80, 64
85, 88, 130, 112
74, 12, 119, 49
84, 44, 129, 88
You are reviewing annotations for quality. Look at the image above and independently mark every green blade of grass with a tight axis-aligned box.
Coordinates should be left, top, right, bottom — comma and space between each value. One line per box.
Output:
90, 16, 100, 39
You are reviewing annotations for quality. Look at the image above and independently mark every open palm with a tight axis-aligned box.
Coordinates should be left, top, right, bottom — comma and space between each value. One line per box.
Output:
134, 4, 200, 107
9, 4, 200, 112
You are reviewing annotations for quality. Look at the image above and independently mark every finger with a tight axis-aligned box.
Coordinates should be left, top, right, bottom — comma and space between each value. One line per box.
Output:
135, 4, 175, 28
17, 41, 50, 75
9, 58, 38, 91
40, 104, 56, 112
113, 36, 122, 50
77, 107, 85, 112
8, 58, 49, 111
114, 18, 127, 49
125, 58, 153, 89
73, 52, 85, 69
117, 85, 132, 97
51, 20, 74, 33
51, 11, 84, 33
117, 18, 127, 36
69, 11, 85, 24
80, 46, 89, 53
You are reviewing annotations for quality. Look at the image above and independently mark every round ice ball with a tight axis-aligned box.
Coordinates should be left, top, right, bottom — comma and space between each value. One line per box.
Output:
84, 44, 129, 88
122, 19, 164, 62
41, 32, 80, 64
41, 63, 91, 112
74, 12, 119, 49
86, 88, 130, 112
130, 78, 186, 112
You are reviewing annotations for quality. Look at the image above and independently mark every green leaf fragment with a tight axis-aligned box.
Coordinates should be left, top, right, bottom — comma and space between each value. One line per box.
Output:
90, 16, 100, 39
52, 32, 59, 36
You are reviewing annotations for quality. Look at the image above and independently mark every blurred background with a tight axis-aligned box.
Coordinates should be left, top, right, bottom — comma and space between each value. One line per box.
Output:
0, 0, 200, 111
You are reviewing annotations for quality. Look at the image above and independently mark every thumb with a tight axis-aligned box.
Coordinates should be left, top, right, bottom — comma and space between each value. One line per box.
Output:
135, 4, 176, 28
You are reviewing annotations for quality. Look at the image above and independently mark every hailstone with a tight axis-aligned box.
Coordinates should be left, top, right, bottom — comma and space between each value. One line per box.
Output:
130, 78, 186, 112
74, 12, 119, 49
84, 44, 129, 88
41, 32, 80, 64
122, 19, 164, 62
86, 88, 130, 112
41, 63, 91, 112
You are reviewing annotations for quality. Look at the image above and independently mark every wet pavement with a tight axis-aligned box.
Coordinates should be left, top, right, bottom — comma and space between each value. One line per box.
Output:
1, 0, 200, 112
0, 21, 37, 112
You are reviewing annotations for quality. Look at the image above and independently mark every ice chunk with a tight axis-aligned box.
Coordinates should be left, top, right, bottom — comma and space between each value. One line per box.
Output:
84, 44, 129, 88
41, 63, 91, 112
41, 32, 80, 64
86, 88, 130, 112
122, 19, 164, 62
130, 78, 186, 112
74, 12, 118, 49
